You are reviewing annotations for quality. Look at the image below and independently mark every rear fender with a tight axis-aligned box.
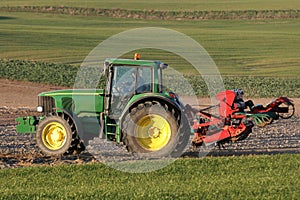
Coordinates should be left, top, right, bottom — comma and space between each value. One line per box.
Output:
119, 95, 182, 128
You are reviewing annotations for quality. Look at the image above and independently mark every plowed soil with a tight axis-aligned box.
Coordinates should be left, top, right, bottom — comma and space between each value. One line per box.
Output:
0, 79, 299, 169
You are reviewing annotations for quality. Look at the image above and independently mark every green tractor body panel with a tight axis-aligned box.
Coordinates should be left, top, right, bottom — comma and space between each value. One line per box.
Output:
39, 89, 105, 115
16, 89, 105, 135
37, 89, 105, 137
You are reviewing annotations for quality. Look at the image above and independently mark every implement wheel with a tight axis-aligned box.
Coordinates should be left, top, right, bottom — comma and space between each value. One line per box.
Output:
122, 101, 189, 158
36, 112, 82, 156
278, 102, 295, 119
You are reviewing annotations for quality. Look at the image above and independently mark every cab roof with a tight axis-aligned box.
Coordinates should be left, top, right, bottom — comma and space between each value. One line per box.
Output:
104, 58, 168, 69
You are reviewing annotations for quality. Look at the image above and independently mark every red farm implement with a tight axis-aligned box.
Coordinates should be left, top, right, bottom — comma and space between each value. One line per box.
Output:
188, 90, 295, 148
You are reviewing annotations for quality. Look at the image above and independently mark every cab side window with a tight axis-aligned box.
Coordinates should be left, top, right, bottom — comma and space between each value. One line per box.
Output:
136, 67, 152, 93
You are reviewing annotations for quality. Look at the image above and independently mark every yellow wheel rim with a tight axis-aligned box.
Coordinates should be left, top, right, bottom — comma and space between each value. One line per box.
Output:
136, 114, 172, 151
42, 122, 67, 150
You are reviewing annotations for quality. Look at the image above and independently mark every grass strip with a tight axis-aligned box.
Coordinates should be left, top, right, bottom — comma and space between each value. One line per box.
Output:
0, 154, 299, 199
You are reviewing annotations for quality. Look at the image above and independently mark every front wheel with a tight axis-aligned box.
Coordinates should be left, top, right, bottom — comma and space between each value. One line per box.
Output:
36, 112, 80, 156
122, 101, 190, 158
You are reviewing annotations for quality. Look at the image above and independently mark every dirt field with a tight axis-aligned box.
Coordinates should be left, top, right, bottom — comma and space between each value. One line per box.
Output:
1, 79, 299, 113
0, 79, 299, 169
0, 79, 68, 107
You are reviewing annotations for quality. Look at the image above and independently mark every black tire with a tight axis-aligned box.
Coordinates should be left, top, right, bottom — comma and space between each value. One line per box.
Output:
122, 101, 190, 158
36, 112, 84, 156
278, 103, 295, 119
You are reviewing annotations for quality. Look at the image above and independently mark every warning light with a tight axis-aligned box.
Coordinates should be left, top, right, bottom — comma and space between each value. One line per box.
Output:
134, 53, 140, 60
169, 92, 176, 99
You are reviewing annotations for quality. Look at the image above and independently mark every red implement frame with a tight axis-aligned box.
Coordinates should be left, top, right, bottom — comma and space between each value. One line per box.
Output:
190, 90, 294, 148
191, 90, 251, 147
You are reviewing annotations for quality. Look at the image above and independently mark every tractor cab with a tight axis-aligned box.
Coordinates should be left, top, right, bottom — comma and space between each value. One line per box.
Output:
103, 57, 168, 119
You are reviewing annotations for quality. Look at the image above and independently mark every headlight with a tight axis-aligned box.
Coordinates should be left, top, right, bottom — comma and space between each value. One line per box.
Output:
37, 106, 43, 113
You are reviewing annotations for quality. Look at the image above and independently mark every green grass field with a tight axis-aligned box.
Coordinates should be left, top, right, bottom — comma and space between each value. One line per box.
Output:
1, 11, 299, 76
0, 154, 299, 199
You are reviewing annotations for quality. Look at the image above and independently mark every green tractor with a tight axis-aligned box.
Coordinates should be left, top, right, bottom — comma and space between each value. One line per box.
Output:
16, 56, 191, 158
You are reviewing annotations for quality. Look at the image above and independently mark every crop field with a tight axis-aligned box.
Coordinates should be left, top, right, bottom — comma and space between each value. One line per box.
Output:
1, 59, 299, 97
0, 1, 299, 199
0, 155, 299, 199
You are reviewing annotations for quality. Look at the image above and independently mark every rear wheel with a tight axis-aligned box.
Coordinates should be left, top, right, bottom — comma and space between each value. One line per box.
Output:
122, 101, 189, 158
36, 112, 84, 156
